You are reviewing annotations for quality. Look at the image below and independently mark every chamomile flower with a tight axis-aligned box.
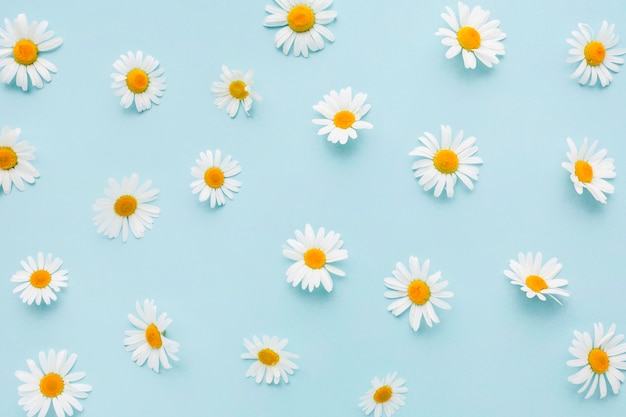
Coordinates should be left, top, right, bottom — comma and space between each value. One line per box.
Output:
567, 21, 626, 87
409, 125, 482, 198
211, 65, 261, 118
11, 252, 68, 306
124, 299, 180, 373
562, 137, 616, 204
263, 0, 337, 58
435, 2, 506, 69
282, 224, 348, 292
0, 14, 63, 91
190, 149, 242, 208
312, 87, 373, 144
358, 372, 408, 417
567, 323, 626, 399
92, 173, 160, 242
111, 51, 166, 112
16, 349, 92, 417
0, 126, 39, 194
241, 335, 299, 384
503, 252, 570, 305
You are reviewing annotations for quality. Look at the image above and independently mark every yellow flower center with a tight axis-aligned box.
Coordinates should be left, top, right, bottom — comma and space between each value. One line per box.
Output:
433, 149, 459, 174
525, 275, 548, 293
126, 68, 150, 94
145, 323, 163, 349
228, 80, 249, 100
287, 4, 316, 33
0, 146, 18, 170
257, 348, 280, 366
114, 195, 138, 217
588, 348, 610, 374
407, 279, 431, 305
39, 373, 64, 398
574, 160, 593, 183
457, 26, 481, 50
204, 167, 225, 189
304, 248, 326, 269
333, 110, 356, 129
13, 39, 38, 65
584, 41, 606, 67
373, 385, 393, 403
30, 270, 52, 289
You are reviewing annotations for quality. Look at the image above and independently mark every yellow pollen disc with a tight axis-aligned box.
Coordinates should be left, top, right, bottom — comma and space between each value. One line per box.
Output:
373, 385, 393, 403
0, 146, 18, 170
39, 373, 64, 398
30, 270, 52, 289
304, 248, 326, 269
204, 167, 225, 189
525, 275, 548, 293
433, 149, 459, 174
126, 68, 150, 94
407, 279, 431, 305
457, 26, 481, 50
13, 39, 38, 66
287, 4, 316, 33
228, 80, 249, 100
258, 348, 280, 366
333, 110, 356, 129
114, 195, 138, 217
584, 41, 606, 66
588, 348, 610, 374
145, 323, 163, 349
574, 160, 593, 183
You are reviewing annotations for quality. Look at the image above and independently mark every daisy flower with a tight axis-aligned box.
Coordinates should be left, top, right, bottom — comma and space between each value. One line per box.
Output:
0, 126, 39, 194
435, 2, 506, 69
503, 252, 570, 305
409, 125, 482, 198
312, 87, 373, 144
282, 224, 348, 292
92, 173, 160, 242
16, 349, 92, 417
263, 0, 337, 57
358, 372, 408, 417
562, 137, 616, 204
11, 252, 68, 306
110, 50, 166, 112
241, 335, 299, 384
124, 299, 180, 373
567, 21, 626, 87
190, 149, 242, 208
211, 65, 261, 118
567, 323, 626, 399
0, 14, 63, 91
384, 256, 453, 332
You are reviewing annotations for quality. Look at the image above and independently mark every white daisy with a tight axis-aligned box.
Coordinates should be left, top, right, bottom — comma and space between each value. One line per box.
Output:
409, 125, 482, 198
124, 299, 180, 373
282, 224, 348, 292
384, 256, 453, 332
503, 252, 570, 305
562, 137, 616, 204
241, 335, 299, 384
92, 173, 160, 242
211, 65, 261, 118
11, 252, 68, 306
567, 323, 626, 399
358, 372, 408, 417
0, 126, 39, 194
263, 0, 337, 58
567, 21, 626, 87
111, 51, 166, 112
190, 149, 242, 208
0, 14, 63, 91
16, 349, 92, 417
312, 87, 373, 145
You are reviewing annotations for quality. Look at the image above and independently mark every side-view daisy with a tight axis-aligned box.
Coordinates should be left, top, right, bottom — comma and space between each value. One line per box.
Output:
211, 65, 261, 118
567, 323, 626, 399
190, 149, 242, 208
124, 299, 180, 373
11, 252, 68, 306
312, 87, 373, 144
92, 173, 160, 242
0, 126, 39, 194
0, 14, 63, 91
358, 372, 408, 417
562, 137, 616, 204
111, 50, 166, 112
435, 2, 506, 69
241, 335, 299, 384
282, 224, 348, 292
16, 349, 92, 417
503, 252, 570, 305
567, 21, 626, 87
409, 125, 482, 198
263, 0, 337, 57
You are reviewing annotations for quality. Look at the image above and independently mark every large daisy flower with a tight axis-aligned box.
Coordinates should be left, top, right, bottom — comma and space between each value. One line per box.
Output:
435, 2, 506, 69
211, 65, 261, 118
409, 125, 482, 198
567, 323, 626, 399
503, 252, 570, 305
111, 51, 166, 112
562, 137, 616, 204
282, 224, 348, 292
0, 126, 39, 194
11, 252, 68, 306
312, 87, 373, 145
16, 349, 92, 417
124, 299, 180, 373
358, 372, 408, 417
384, 256, 453, 332
263, 0, 337, 57
190, 149, 242, 208
92, 173, 160, 242
0, 14, 63, 91
241, 335, 299, 384
567, 21, 626, 87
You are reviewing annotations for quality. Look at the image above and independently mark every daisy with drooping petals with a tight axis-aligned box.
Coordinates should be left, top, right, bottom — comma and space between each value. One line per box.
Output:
0, 126, 39, 194
110, 51, 166, 112
16, 349, 92, 417
211, 65, 261, 118
263, 0, 337, 57
358, 372, 408, 417
124, 299, 180, 373
503, 252, 570, 305
190, 149, 242, 208
92, 173, 160, 242
241, 335, 299, 384
567, 323, 626, 399
11, 252, 68, 306
312, 87, 373, 144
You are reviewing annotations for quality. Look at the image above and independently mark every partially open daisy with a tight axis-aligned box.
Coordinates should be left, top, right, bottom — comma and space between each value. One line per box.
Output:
358, 372, 408, 417
0, 14, 63, 91
312, 87, 373, 145
567, 21, 626, 87
567, 323, 626, 399
92, 173, 160, 242
503, 252, 570, 305
211, 65, 261, 118
263, 0, 337, 57
241, 335, 299, 384
0, 126, 39, 194
190, 149, 242, 208
111, 51, 166, 112
124, 299, 180, 373
16, 349, 92, 417
11, 252, 68, 306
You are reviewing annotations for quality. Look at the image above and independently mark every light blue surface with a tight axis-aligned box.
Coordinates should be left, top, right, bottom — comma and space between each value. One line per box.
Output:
2, 0, 626, 416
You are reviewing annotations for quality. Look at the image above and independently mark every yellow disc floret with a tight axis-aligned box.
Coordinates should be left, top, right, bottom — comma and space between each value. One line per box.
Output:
407, 279, 431, 305
373, 385, 393, 403
258, 348, 280, 366
204, 167, 225, 189
433, 149, 459, 174
287, 5, 316, 33
457, 26, 481, 50
333, 110, 356, 129
30, 270, 52, 289
13, 39, 38, 66
588, 348, 610, 374
39, 373, 64, 398
114, 195, 138, 217
229, 80, 249, 100
145, 323, 163, 349
574, 160, 593, 183
584, 41, 606, 67
525, 275, 548, 293
304, 248, 326, 269
126, 68, 150, 94
0, 147, 18, 170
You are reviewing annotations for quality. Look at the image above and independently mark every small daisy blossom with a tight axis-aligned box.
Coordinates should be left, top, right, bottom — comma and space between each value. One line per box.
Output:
312, 87, 373, 144
567, 323, 626, 399
0, 14, 63, 91
111, 50, 166, 112
11, 252, 68, 305
190, 149, 242, 208
0, 126, 39, 194
241, 335, 299, 384
503, 252, 569, 305
263, 0, 337, 57
358, 372, 408, 417
16, 349, 92, 417
211, 65, 261, 118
